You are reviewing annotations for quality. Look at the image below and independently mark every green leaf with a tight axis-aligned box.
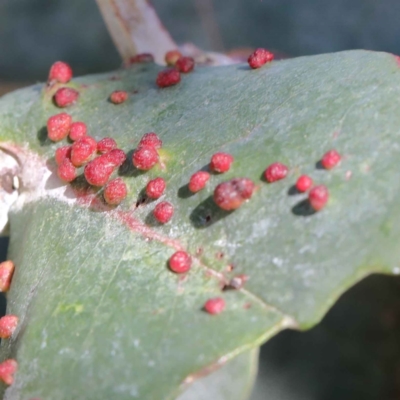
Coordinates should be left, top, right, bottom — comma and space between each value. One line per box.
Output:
178, 349, 258, 400
1, 50, 400, 399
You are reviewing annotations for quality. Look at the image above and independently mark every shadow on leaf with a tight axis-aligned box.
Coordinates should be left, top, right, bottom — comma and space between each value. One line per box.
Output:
118, 150, 146, 178
37, 126, 51, 146
190, 195, 232, 228
178, 184, 194, 199
291, 199, 316, 217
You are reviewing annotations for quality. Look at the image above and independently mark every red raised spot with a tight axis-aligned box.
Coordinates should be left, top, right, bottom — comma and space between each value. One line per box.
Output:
248, 48, 274, 69
97, 137, 117, 154
169, 251, 192, 273
214, 178, 255, 210
321, 150, 341, 170
189, 171, 210, 193
57, 159, 77, 182
146, 177, 166, 199
104, 148, 126, 167
69, 122, 87, 141
165, 50, 182, 66
309, 185, 329, 211
47, 113, 72, 142
153, 201, 174, 223
138, 132, 162, 149
228, 275, 249, 290
84, 155, 116, 186
204, 297, 226, 315
0, 359, 18, 385
70, 136, 97, 167
55, 146, 71, 165
54, 87, 79, 108
110, 90, 128, 104
48, 61, 73, 84
295, 175, 313, 192
0, 261, 14, 292
156, 69, 181, 88
264, 162, 288, 183
129, 53, 154, 64
176, 56, 195, 73
103, 178, 127, 205
0, 315, 18, 339
132, 146, 159, 170
210, 152, 234, 173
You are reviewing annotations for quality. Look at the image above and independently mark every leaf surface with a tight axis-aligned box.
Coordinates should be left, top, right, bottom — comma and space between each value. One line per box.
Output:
0, 51, 400, 399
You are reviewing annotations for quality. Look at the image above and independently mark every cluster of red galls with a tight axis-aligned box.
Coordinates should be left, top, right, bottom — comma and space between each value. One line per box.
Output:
245, 50, 335, 214
48, 112, 128, 205
155, 49, 195, 88
0, 50, 343, 387
48, 46, 274, 107
48, 61, 79, 107
264, 149, 341, 211
295, 149, 341, 210
46, 58, 341, 321
0, 260, 18, 385
126, 49, 195, 89
167, 149, 342, 317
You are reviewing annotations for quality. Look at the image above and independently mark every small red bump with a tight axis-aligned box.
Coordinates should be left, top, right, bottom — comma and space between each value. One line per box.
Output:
138, 132, 162, 149
189, 171, 210, 193
165, 50, 182, 66
146, 177, 166, 199
104, 148, 126, 167
175, 56, 195, 73
214, 178, 255, 210
55, 146, 71, 165
0, 359, 18, 385
153, 201, 174, 223
210, 152, 234, 173
321, 149, 341, 170
54, 87, 79, 108
97, 137, 117, 154
235, 179, 254, 200
69, 122, 87, 141
57, 159, 77, 182
132, 146, 159, 170
110, 90, 128, 104
48, 61, 73, 84
229, 275, 249, 290
169, 251, 192, 273
84, 155, 116, 186
295, 175, 313, 192
264, 162, 288, 183
156, 69, 181, 88
103, 178, 127, 205
248, 48, 274, 69
129, 53, 154, 64
309, 185, 329, 211
204, 297, 226, 315
0, 261, 14, 292
47, 113, 72, 142
0, 315, 18, 339
70, 136, 97, 167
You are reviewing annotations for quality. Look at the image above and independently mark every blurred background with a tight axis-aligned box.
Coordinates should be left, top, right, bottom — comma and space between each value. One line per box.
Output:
1, 1, 400, 399
1, 0, 400, 87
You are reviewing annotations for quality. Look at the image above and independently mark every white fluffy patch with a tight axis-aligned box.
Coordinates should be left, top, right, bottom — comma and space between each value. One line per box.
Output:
0, 143, 77, 234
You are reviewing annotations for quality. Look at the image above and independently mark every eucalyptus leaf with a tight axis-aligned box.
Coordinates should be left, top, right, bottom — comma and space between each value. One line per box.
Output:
0, 50, 399, 399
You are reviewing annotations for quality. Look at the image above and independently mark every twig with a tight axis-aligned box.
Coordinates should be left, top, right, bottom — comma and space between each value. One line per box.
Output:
95, 0, 177, 64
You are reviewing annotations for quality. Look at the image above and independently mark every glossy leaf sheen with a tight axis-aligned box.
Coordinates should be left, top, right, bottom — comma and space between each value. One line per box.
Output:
0, 51, 400, 399
178, 348, 258, 400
